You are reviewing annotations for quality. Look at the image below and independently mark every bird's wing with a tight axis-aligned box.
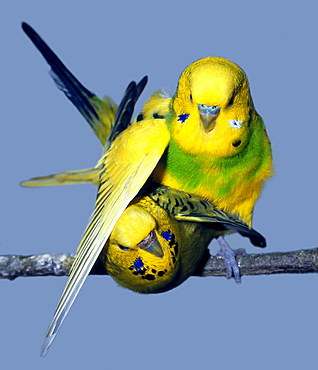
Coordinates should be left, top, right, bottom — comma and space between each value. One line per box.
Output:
41, 118, 170, 356
149, 186, 266, 248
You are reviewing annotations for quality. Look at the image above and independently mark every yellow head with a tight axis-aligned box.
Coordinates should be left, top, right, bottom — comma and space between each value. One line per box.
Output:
170, 57, 255, 157
101, 201, 183, 293
141, 89, 172, 120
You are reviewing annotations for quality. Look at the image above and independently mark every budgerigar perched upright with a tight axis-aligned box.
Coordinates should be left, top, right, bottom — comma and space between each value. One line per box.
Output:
141, 57, 273, 227
20, 23, 271, 356
139, 58, 273, 279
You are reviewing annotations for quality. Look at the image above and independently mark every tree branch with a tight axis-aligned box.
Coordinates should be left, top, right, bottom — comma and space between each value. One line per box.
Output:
1, 248, 317, 280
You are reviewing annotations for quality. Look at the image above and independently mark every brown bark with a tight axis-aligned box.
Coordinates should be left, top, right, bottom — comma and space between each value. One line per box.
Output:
1, 248, 317, 280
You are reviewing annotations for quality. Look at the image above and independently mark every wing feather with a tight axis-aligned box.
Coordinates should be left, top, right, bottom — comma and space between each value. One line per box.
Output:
41, 119, 170, 356
149, 186, 266, 248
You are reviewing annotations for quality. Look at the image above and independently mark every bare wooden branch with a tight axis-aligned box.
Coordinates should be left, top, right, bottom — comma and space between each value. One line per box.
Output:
1, 248, 318, 280
195, 248, 318, 277
0, 253, 75, 280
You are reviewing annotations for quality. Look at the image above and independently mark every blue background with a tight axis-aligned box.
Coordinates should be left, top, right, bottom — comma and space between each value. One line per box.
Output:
1, 1, 318, 369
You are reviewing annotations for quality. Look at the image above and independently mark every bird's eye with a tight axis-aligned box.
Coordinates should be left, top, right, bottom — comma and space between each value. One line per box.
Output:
227, 95, 234, 108
138, 230, 157, 250
118, 244, 129, 251
136, 113, 143, 122
232, 140, 241, 147
153, 112, 164, 119
190, 94, 193, 102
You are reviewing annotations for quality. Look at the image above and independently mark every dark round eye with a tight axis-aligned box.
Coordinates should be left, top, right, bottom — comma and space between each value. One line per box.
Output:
118, 244, 129, 251
227, 96, 234, 108
153, 112, 164, 119
138, 230, 156, 250
232, 140, 241, 147
136, 113, 143, 122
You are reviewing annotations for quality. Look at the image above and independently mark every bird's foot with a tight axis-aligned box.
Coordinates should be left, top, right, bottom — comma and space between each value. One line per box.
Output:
216, 236, 246, 283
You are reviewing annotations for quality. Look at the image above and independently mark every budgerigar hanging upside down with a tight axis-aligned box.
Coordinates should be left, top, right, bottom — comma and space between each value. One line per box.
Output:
102, 185, 265, 294
20, 23, 271, 355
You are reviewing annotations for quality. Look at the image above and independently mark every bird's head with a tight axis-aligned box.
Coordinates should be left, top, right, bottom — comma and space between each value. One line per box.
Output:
141, 89, 172, 120
102, 203, 181, 293
171, 57, 256, 158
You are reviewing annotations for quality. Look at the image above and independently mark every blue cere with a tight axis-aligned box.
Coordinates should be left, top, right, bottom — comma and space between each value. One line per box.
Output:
134, 257, 144, 271
161, 231, 173, 241
178, 114, 190, 122
198, 104, 220, 115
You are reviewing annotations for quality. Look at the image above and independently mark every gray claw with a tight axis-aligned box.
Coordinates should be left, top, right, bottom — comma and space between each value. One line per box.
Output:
216, 236, 246, 283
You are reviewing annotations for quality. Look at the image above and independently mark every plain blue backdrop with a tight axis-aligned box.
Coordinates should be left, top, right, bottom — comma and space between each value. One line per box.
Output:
1, 1, 318, 369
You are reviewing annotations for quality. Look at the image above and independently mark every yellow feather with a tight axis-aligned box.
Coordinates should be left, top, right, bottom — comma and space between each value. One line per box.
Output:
20, 168, 100, 187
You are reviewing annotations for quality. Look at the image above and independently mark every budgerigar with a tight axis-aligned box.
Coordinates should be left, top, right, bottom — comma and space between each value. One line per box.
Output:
20, 23, 270, 356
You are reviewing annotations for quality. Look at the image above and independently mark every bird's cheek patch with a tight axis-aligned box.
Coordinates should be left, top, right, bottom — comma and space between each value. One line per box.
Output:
133, 257, 144, 272
178, 114, 190, 123
228, 119, 243, 129
161, 231, 173, 241
163, 230, 178, 264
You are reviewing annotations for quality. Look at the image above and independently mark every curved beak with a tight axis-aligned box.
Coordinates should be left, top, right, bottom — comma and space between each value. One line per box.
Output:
198, 104, 220, 132
146, 238, 164, 258
138, 231, 164, 258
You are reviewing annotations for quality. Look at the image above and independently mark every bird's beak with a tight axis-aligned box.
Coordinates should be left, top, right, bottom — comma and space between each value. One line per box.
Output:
198, 104, 220, 132
138, 231, 164, 258
146, 238, 164, 258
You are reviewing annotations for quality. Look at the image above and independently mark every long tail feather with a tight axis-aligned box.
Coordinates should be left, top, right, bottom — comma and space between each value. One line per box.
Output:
20, 168, 100, 187
21, 22, 116, 145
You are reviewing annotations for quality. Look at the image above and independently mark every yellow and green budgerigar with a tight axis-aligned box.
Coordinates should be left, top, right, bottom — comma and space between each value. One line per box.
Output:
21, 23, 270, 355
141, 58, 273, 227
